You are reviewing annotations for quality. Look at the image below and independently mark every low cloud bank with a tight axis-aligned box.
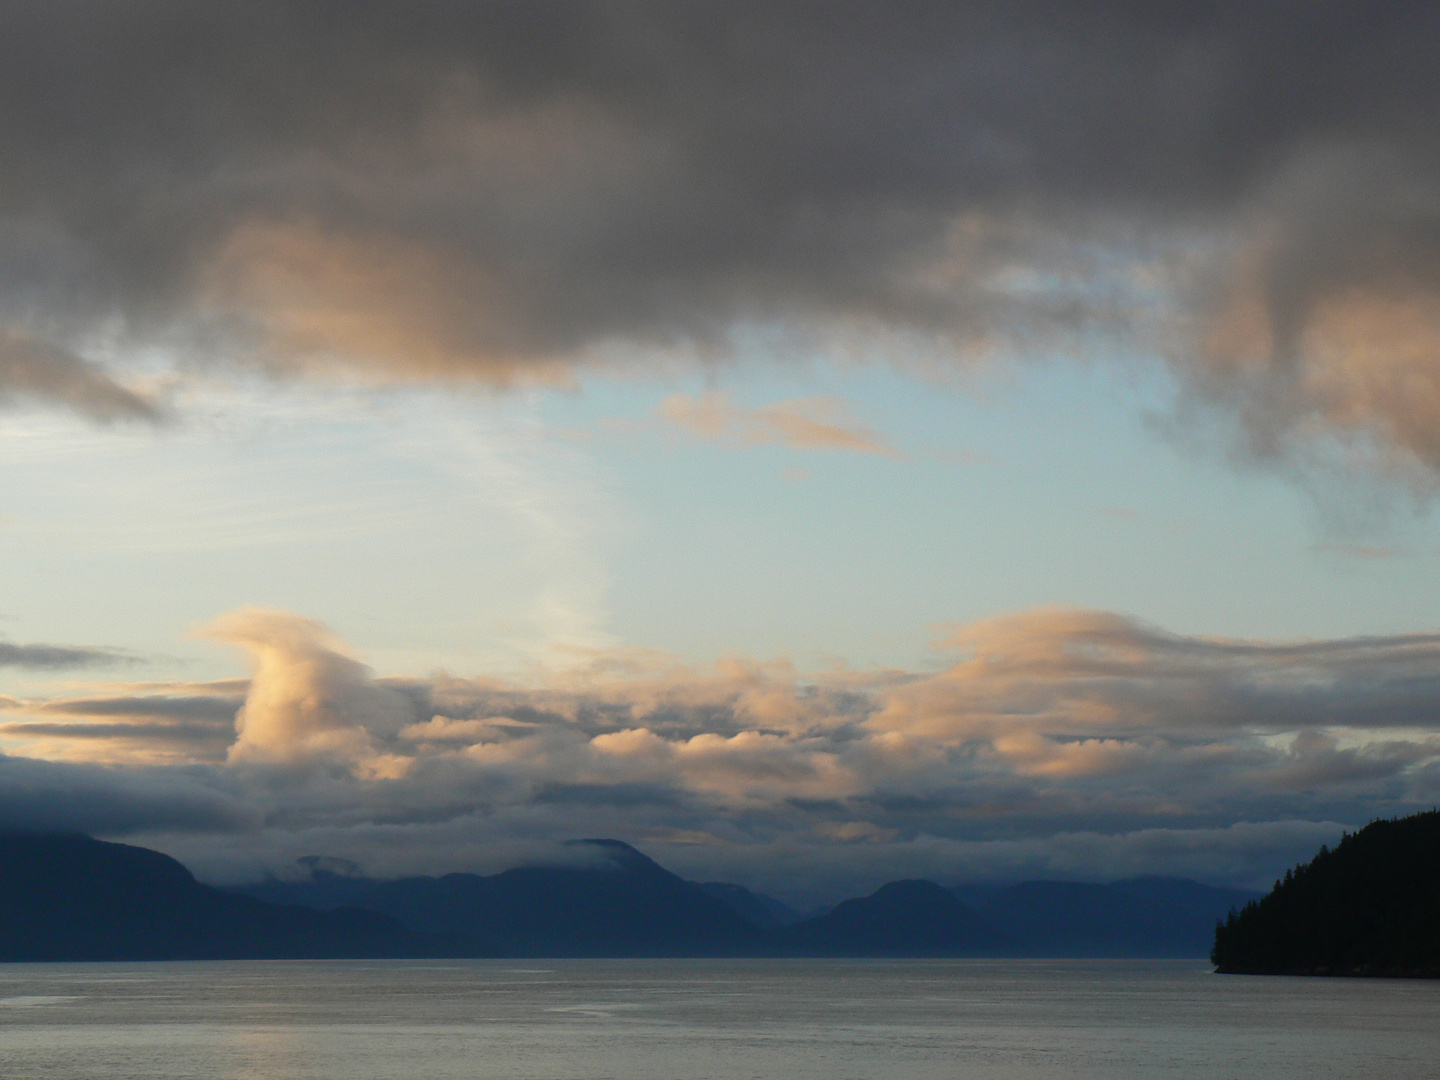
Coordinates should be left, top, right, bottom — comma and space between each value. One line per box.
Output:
0, 753, 257, 836
3, 605, 1437, 897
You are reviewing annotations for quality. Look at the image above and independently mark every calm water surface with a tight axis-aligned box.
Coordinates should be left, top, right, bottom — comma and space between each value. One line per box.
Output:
0, 959, 1435, 1079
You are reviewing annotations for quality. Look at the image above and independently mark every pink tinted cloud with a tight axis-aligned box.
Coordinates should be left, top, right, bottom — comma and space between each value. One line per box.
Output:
659, 390, 905, 459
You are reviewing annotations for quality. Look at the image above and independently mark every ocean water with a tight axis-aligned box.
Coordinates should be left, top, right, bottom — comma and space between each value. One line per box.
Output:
0, 959, 1435, 1079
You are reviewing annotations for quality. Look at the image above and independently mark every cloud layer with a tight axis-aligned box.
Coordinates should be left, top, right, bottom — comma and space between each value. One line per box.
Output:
4, 3, 1440, 475
0, 640, 129, 669
3, 606, 1438, 898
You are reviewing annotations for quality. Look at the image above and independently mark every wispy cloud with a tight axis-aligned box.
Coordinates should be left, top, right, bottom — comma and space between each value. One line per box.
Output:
0, 641, 130, 669
0, 683, 243, 765
659, 391, 905, 459
1311, 543, 1409, 560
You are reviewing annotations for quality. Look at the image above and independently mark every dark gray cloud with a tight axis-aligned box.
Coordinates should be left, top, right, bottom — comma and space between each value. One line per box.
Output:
0, 721, 231, 746
0, 754, 256, 835
637, 819, 1359, 903
3, 3, 1440, 470
0, 641, 129, 669
32, 694, 243, 722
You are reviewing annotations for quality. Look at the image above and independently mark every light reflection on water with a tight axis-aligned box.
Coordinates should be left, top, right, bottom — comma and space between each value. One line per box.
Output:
0, 958, 1435, 1080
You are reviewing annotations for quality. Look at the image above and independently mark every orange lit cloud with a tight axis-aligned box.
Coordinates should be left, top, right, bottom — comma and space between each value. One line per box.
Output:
202, 608, 413, 778
659, 391, 904, 458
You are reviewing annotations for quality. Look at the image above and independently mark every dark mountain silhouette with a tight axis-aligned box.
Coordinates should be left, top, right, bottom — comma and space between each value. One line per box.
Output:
0, 831, 489, 961
1212, 810, 1440, 977
971, 877, 1258, 957
692, 881, 802, 929
236, 851, 1251, 958
341, 839, 766, 957
778, 879, 1006, 956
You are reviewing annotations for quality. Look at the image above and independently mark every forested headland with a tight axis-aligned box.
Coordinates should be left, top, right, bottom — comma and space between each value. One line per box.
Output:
1212, 810, 1440, 977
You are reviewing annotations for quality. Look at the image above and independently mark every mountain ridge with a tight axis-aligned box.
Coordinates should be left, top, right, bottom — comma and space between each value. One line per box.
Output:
0, 831, 490, 961
341, 840, 763, 957
0, 830, 1261, 961
233, 841, 1251, 958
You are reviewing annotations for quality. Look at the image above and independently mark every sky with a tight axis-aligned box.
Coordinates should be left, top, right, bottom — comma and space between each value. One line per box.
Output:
4, 1, 1440, 904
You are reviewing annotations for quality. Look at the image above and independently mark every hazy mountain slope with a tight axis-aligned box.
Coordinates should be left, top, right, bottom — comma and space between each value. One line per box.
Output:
692, 881, 802, 929
779, 880, 1006, 956
233, 872, 381, 912
976, 877, 1258, 957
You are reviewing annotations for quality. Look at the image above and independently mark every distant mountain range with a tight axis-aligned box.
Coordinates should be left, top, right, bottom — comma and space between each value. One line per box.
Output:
0, 832, 487, 961
233, 839, 1256, 958
1213, 809, 1440, 977
0, 830, 1256, 961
